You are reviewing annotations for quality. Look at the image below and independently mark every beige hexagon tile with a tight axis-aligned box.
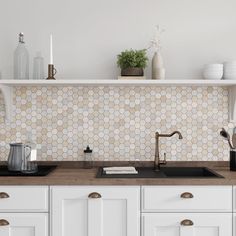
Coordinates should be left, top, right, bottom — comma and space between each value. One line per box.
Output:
0, 86, 234, 162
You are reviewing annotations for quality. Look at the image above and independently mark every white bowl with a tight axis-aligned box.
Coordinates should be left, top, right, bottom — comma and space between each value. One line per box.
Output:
221, 61, 236, 80
203, 64, 224, 80
205, 63, 223, 68
203, 72, 223, 80
205, 69, 224, 73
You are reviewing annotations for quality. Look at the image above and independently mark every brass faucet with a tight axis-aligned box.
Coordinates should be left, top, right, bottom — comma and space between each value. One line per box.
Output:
154, 131, 183, 171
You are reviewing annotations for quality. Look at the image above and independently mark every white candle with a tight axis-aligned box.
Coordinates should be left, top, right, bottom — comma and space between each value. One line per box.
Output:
50, 34, 53, 64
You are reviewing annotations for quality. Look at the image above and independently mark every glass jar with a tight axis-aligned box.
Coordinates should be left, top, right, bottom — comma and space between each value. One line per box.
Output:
21, 133, 38, 174
33, 52, 44, 80
83, 146, 93, 169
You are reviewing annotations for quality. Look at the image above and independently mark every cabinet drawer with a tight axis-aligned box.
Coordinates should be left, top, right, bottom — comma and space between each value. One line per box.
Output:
0, 186, 48, 212
0, 213, 48, 236
142, 186, 232, 212
142, 213, 232, 236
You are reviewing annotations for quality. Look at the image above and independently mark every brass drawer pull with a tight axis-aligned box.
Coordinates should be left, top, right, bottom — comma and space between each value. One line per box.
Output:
0, 192, 9, 199
0, 219, 9, 226
88, 192, 102, 199
181, 219, 194, 226
180, 192, 194, 199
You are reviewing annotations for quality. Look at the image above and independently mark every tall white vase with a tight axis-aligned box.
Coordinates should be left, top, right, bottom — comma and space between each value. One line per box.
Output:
152, 51, 165, 80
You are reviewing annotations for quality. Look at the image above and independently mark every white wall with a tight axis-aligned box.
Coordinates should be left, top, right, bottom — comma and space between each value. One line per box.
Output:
0, 0, 236, 80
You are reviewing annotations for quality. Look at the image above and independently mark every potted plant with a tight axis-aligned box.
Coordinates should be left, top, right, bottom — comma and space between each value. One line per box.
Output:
117, 49, 148, 76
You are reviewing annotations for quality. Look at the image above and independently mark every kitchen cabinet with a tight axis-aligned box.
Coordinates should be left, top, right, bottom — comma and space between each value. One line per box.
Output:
0, 213, 48, 236
0, 186, 49, 236
51, 186, 140, 236
0, 185, 233, 236
142, 213, 232, 236
142, 186, 232, 236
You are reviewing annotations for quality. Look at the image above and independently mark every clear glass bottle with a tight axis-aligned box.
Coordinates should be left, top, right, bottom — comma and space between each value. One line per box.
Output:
83, 146, 93, 169
14, 33, 29, 80
33, 51, 44, 80
21, 132, 38, 174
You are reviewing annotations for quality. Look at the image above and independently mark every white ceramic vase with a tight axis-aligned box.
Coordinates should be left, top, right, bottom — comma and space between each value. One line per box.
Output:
152, 51, 165, 80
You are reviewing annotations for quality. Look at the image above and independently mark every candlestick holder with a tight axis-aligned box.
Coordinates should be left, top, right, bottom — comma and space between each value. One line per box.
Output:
46, 64, 57, 80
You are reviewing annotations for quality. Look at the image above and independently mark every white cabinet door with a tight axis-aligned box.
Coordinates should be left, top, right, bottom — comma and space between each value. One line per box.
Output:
142, 213, 232, 236
51, 186, 140, 236
0, 213, 48, 236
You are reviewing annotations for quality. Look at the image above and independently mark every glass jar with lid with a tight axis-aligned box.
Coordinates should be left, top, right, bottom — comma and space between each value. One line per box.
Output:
83, 145, 93, 169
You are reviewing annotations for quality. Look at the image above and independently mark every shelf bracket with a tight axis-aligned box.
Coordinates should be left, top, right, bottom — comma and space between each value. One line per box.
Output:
0, 85, 13, 122
229, 86, 236, 122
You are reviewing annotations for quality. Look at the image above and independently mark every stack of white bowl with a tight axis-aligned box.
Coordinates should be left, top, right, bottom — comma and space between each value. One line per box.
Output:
224, 61, 236, 80
203, 64, 223, 80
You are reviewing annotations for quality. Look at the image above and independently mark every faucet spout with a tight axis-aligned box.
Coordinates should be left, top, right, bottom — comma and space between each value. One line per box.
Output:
154, 130, 183, 171
170, 131, 183, 139
156, 131, 183, 139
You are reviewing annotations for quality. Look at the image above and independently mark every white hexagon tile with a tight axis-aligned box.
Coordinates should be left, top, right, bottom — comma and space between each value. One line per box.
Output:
0, 86, 234, 161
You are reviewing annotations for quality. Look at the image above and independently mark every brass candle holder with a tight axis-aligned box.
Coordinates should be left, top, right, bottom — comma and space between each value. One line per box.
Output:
46, 64, 57, 80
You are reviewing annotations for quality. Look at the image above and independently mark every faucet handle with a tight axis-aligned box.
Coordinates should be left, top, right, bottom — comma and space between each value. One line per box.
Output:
163, 153, 167, 164
160, 153, 167, 165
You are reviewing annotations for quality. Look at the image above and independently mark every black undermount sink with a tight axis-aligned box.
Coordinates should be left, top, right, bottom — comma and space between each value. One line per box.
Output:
96, 167, 223, 179
161, 167, 223, 178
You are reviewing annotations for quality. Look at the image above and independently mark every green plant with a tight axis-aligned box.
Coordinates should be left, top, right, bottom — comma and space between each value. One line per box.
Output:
117, 49, 148, 69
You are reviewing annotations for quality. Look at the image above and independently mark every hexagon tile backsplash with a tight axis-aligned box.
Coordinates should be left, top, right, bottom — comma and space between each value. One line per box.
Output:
0, 86, 234, 161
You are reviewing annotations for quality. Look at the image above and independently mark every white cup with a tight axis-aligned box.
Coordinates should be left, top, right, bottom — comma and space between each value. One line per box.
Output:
203, 64, 223, 80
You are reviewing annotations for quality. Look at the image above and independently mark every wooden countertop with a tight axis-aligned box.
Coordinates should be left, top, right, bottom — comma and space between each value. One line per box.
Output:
0, 161, 236, 185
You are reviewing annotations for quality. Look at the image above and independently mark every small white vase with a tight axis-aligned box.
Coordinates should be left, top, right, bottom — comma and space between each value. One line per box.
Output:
155, 68, 166, 80
152, 51, 165, 80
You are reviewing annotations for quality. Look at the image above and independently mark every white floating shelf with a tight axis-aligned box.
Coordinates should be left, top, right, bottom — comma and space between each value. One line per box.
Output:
0, 79, 236, 87
0, 79, 236, 123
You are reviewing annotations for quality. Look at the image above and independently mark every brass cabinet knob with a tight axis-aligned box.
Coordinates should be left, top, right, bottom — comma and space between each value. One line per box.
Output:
180, 192, 194, 199
88, 192, 102, 199
0, 219, 9, 226
0, 192, 9, 199
180, 219, 194, 226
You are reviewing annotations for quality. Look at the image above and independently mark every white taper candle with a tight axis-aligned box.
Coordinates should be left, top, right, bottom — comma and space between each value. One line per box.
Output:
50, 34, 53, 64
